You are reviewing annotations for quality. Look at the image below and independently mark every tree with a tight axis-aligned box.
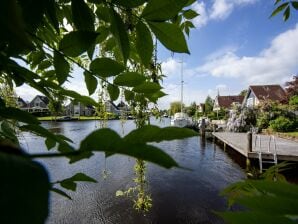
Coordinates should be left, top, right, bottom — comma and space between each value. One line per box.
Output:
285, 75, 298, 98
0, 0, 199, 221
186, 101, 197, 117
169, 101, 184, 115
239, 89, 248, 97
204, 95, 214, 115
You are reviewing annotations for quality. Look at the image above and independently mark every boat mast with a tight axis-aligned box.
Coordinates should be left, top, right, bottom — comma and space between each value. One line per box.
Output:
180, 59, 184, 113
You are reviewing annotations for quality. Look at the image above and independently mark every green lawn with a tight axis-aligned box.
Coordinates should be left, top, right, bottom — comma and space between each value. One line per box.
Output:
37, 116, 118, 121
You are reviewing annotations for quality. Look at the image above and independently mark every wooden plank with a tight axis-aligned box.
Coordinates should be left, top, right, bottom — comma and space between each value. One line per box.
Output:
213, 132, 298, 162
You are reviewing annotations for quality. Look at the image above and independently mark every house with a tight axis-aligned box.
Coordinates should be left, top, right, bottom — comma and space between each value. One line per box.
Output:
105, 101, 120, 115
65, 102, 95, 116
17, 97, 28, 109
197, 103, 205, 113
242, 85, 287, 108
117, 101, 130, 114
27, 95, 50, 114
213, 95, 244, 111
29, 95, 49, 108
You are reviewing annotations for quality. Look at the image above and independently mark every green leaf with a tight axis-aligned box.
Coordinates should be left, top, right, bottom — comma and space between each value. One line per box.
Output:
95, 6, 111, 22
145, 90, 167, 103
292, 2, 298, 10
0, 150, 49, 224
148, 21, 189, 53
217, 211, 294, 224
112, 0, 146, 8
84, 71, 97, 95
51, 187, 72, 200
107, 84, 120, 101
124, 125, 197, 144
38, 60, 52, 70
118, 144, 179, 169
79, 128, 179, 168
185, 0, 196, 7
80, 128, 123, 151
183, 9, 199, 19
45, 138, 56, 150
59, 173, 97, 191
136, 21, 153, 66
90, 58, 125, 78
124, 90, 134, 101
142, 0, 188, 21
0, 107, 40, 125
60, 89, 98, 106
114, 72, 146, 87
54, 52, 70, 85
109, 9, 130, 63
116, 190, 124, 196
0, 121, 19, 144
283, 6, 290, 21
270, 2, 289, 18
132, 82, 161, 94
45, 0, 59, 33
71, 0, 95, 31
59, 31, 98, 57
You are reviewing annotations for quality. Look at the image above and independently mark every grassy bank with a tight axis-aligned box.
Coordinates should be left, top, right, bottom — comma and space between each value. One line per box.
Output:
37, 116, 118, 121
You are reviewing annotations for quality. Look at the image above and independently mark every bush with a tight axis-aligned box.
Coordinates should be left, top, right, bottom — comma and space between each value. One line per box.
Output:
257, 113, 270, 129
289, 95, 298, 106
269, 116, 296, 132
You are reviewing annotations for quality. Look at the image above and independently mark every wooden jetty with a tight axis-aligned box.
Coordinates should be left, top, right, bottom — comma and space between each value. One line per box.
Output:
212, 132, 298, 162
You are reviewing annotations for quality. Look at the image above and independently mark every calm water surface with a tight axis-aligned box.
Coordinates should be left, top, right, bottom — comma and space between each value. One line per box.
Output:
20, 118, 246, 224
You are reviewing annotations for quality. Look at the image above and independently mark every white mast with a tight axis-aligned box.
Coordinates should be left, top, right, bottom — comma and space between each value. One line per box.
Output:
180, 59, 184, 113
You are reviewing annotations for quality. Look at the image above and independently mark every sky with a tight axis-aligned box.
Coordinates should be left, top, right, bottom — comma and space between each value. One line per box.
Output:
16, 0, 298, 109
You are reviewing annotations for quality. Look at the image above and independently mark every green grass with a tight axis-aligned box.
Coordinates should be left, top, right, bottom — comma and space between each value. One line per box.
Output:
37, 116, 118, 121
280, 132, 298, 137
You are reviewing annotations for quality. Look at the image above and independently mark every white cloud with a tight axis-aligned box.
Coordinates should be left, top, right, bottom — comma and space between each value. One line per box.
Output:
192, 2, 209, 28
210, 0, 233, 20
195, 24, 298, 85
192, 0, 258, 28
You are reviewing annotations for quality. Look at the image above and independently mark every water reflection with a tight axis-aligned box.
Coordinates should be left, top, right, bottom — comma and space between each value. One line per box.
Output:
19, 118, 246, 224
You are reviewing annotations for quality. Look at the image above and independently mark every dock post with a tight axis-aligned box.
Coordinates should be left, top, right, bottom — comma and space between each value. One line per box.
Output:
224, 142, 226, 152
200, 118, 206, 139
247, 131, 252, 152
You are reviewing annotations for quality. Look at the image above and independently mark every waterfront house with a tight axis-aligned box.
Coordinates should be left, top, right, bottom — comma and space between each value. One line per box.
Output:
242, 85, 287, 108
17, 97, 28, 109
27, 95, 50, 115
213, 95, 244, 111
105, 100, 120, 115
65, 102, 95, 116
197, 103, 205, 113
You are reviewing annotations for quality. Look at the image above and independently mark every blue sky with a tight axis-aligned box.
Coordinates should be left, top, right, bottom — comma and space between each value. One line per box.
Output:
16, 0, 298, 109
158, 0, 298, 108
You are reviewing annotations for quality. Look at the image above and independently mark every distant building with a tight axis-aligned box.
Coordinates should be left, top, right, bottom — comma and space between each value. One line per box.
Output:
242, 85, 287, 108
213, 95, 244, 111
197, 103, 205, 113
65, 102, 95, 116
29, 95, 49, 108
17, 97, 27, 109
117, 101, 130, 114
27, 95, 49, 114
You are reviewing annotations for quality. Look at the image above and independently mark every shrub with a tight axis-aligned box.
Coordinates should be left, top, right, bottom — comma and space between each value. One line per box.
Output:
257, 113, 270, 129
269, 116, 296, 132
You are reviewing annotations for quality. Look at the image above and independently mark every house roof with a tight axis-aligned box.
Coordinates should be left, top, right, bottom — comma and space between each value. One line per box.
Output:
17, 97, 27, 107
31, 95, 49, 105
217, 95, 244, 108
249, 85, 286, 102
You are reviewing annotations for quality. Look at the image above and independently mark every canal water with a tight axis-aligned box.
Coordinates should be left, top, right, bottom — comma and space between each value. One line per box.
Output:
20, 118, 246, 224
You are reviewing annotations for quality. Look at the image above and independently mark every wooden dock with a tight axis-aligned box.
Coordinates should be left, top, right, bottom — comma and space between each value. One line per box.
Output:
212, 132, 298, 162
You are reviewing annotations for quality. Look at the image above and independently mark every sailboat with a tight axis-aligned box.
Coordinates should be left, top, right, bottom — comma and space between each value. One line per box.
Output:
170, 60, 192, 128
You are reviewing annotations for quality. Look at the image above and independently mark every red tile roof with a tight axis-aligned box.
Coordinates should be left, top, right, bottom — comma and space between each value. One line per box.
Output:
217, 95, 244, 108
249, 85, 286, 102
